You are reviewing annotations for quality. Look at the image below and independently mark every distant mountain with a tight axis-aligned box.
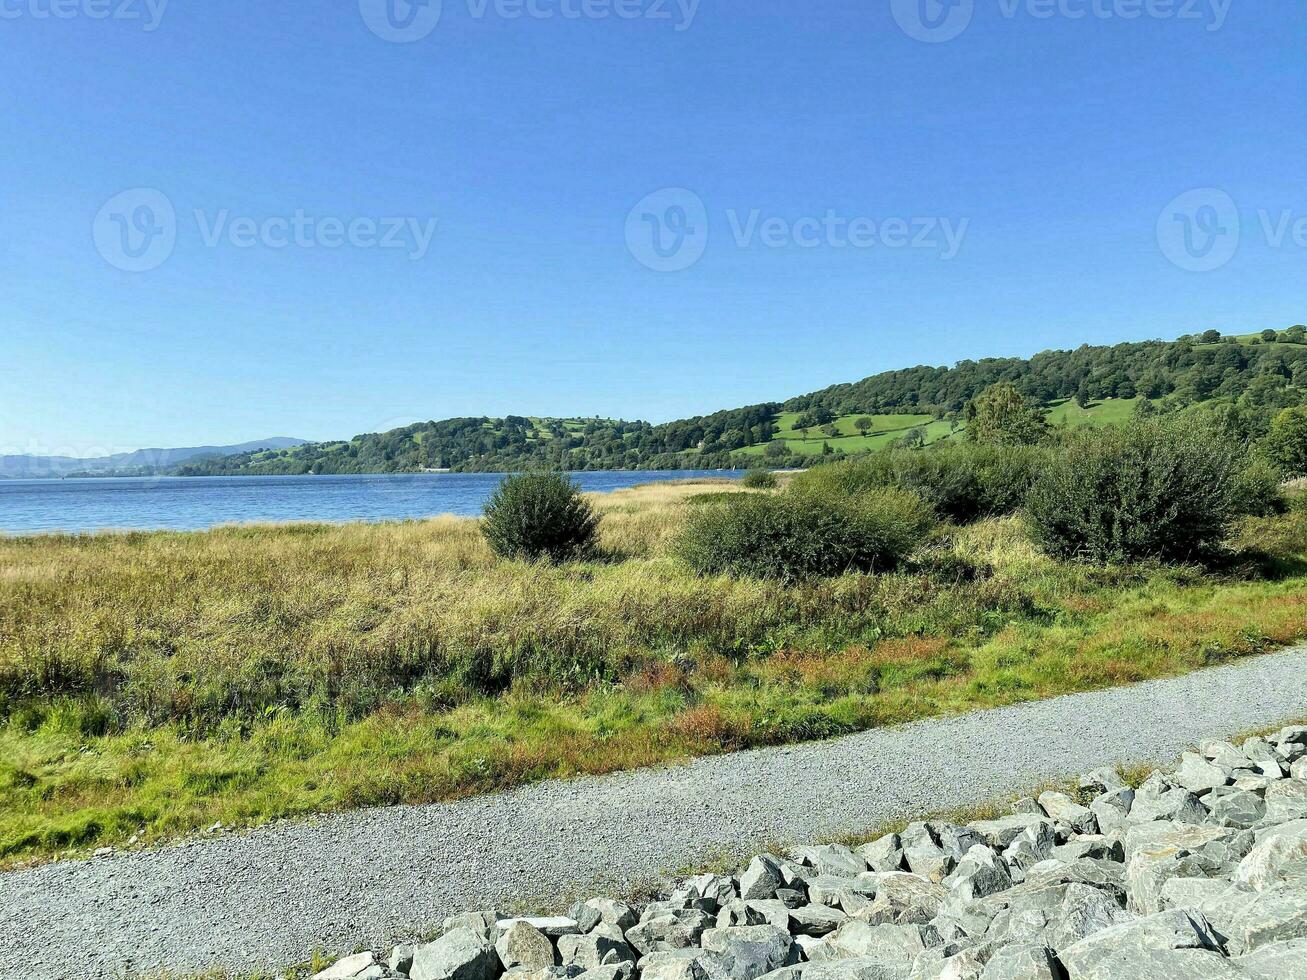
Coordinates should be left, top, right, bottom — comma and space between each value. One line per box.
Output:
0, 438, 307, 479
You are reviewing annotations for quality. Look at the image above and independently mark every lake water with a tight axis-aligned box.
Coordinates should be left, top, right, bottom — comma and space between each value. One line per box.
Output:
0, 471, 739, 535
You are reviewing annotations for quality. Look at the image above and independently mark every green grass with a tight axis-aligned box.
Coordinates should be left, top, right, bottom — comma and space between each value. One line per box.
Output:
735, 412, 959, 457
1046, 396, 1152, 428
2, 483, 1306, 866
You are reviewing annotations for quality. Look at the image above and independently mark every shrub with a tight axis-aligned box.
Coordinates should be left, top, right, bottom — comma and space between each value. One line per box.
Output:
1025, 419, 1244, 563
676, 485, 935, 582
741, 470, 778, 490
1262, 406, 1307, 477
480, 472, 599, 562
1233, 459, 1286, 517
791, 442, 1044, 524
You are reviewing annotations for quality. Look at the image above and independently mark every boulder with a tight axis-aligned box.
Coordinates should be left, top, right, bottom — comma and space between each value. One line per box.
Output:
311, 953, 378, 980
1049, 837, 1122, 864
716, 902, 769, 929
1200, 740, 1253, 770
1173, 753, 1233, 796
1219, 881, 1307, 954
786, 904, 847, 936
391, 946, 416, 975
412, 928, 502, 980
825, 920, 940, 972
557, 933, 635, 970
1079, 767, 1127, 795
1203, 786, 1267, 829
932, 824, 988, 864
638, 950, 708, 980
626, 911, 715, 955
1234, 821, 1307, 891
1036, 792, 1096, 835
1231, 937, 1307, 979
1123, 822, 1241, 914
496, 918, 580, 940
977, 943, 1059, 979
677, 875, 737, 907
858, 835, 906, 874
1087, 787, 1134, 836
1128, 785, 1208, 826
1059, 946, 1247, 978
1264, 779, 1307, 823
1002, 823, 1056, 883
854, 873, 946, 926
943, 846, 1012, 902
901, 824, 955, 883
570, 899, 637, 934
740, 856, 786, 902
1040, 883, 1134, 952
791, 844, 868, 880
699, 926, 794, 980
497, 923, 558, 971
445, 912, 502, 941
967, 815, 1050, 851
807, 874, 875, 911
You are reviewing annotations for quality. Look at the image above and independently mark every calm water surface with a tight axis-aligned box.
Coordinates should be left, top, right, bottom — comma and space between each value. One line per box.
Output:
0, 471, 739, 535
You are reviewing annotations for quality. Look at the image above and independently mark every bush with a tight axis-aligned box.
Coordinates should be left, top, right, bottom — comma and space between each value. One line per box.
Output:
741, 470, 778, 490
1025, 419, 1244, 563
481, 472, 599, 562
676, 485, 935, 582
1262, 406, 1307, 477
790, 442, 1044, 524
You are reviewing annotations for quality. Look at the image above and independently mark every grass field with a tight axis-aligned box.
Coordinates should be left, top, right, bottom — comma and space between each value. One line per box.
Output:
2, 480, 1306, 866
735, 412, 958, 457
1046, 396, 1151, 428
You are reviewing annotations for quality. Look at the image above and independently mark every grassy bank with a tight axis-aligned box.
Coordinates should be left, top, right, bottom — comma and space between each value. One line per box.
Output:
2, 480, 1307, 865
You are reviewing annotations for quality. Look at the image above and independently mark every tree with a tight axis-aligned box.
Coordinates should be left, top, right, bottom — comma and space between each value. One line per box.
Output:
964, 382, 1050, 446
819, 424, 838, 438
897, 427, 926, 449
854, 417, 874, 434
1262, 406, 1307, 477
1200, 329, 1222, 344
1262, 329, 1278, 342
763, 440, 790, 459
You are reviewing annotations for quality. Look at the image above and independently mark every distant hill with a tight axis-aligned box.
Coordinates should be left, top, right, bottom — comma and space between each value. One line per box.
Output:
0, 438, 307, 479
176, 326, 1307, 476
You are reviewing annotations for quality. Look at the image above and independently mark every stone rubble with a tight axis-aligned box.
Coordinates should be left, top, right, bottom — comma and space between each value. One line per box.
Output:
311, 726, 1307, 980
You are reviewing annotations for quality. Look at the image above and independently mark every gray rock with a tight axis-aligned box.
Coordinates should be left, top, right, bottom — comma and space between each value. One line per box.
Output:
1079, 767, 1127, 795
901, 824, 955, 883
677, 875, 738, 906
825, 920, 940, 971
1158, 876, 1231, 911
1200, 740, 1253, 771
943, 847, 1012, 902
412, 928, 501, 980
759, 957, 911, 980
445, 912, 503, 941
390, 946, 416, 975
1022, 858, 1125, 903
700, 926, 794, 980
1264, 779, 1307, 823
740, 856, 786, 902
906, 944, 989, 979
626, 911, 715, 955
1003, 823, 1056, 883
933, 824, 989, 864
786, 904, 847, 936
1234, 821, 1307, 891
1124, 823, 1240, 914
745, 900, 795, 932
855, 873, 945, 926
1204, 786, 1267, 829
1036, 793, 1096, 836
571, 899, 637, 934
716, 902, 769, 929
1128, 783, 1208, 826
1088, 787, 1134, 836
1041, 883, 1134, 952
1232, 937, 1307, 979
1293, 758, 1307, 780
858, 835, 906, 874
312, 952, 378, 980
557, 933, 634, 970
638, 950, 708, 980
497, 922, 558, 972
496, 918, 580, 941
1049, 837, 1122, 864
1173, 753, 1232, 796
791, 844, 867, 880
1220, 880, 1307, 954
1059, 946, 1247, 979
978, 944, 1058, 979
967, 815, 1050, 851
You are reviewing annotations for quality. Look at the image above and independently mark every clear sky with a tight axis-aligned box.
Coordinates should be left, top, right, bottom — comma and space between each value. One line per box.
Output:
2, 0, 1304, 455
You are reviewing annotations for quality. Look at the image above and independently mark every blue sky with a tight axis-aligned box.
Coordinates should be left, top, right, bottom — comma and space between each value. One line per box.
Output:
2, 0, 1304, 454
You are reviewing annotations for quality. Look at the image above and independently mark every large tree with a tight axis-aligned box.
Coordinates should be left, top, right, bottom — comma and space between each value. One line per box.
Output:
964, 382, 1050, 446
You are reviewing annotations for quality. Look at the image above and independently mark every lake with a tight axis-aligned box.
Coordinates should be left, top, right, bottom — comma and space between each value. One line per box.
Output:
0, 471, 739, 535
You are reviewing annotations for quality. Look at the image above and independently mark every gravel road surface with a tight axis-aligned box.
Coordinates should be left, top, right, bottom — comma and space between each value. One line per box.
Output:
3, 648, 1306, 979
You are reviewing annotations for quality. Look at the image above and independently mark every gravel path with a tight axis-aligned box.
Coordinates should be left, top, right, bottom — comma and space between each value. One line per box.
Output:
4, 648, 1307, 979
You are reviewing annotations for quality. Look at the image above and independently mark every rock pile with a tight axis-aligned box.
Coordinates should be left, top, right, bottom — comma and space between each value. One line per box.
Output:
311, 726, 1307, 980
